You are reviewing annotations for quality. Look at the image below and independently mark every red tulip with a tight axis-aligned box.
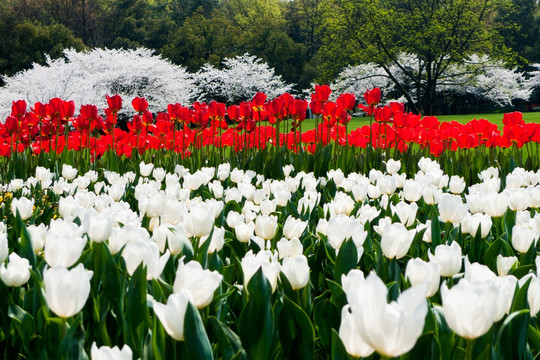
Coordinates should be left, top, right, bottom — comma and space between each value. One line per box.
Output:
132, 97, 149, 114
106, 94, 122, 112
364, 88, 381, 107
11, 100, 27, 118
336, 93, 356, 112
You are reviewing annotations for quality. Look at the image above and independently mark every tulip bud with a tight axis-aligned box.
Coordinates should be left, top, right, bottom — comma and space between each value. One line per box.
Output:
0, 233, 7, 263
448, 176, 466, 194
403, 180, 423, 202
508, 188, 529, 211
466, 193, 483, 214
142, 191, 166, 218
422, 185, 442, 205
43, 264, 93, 318
521, 274, 540, 316
152, 223, 192, 255
91, 343, 132, 360
235, 221, 255, 243
153, 167, 166, 183
347, 272, 427, 357
385, 159, 401, 175
0, 253, 31, 287
26, 224, 46, 252
199, 226, 225, 254
281, 255, 310, 290
482, 192, 508, 217
377, 175, 397, 195
391, 201, 418, 227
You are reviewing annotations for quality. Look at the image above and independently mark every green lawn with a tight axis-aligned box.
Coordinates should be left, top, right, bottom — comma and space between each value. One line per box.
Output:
301, 111, 540, 131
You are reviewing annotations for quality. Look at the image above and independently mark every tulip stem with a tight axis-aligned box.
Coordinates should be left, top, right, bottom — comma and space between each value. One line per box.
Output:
465, 338, 474, 360
62, 317, 68, 339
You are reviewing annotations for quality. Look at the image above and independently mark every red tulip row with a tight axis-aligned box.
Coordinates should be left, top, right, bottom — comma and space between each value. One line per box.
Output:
0, 86, 538, 158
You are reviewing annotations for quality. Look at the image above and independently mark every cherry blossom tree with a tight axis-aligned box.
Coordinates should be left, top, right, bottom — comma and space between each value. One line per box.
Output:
194, 53, 293, 104
0, 48, 198, 118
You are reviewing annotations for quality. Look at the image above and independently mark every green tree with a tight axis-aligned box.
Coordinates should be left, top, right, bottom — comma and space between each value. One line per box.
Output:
220, 0, 307, 86
162, 8, 240, 71
320, 0, 512, 114
0, 15, 85, 84
497, 0, 540, 64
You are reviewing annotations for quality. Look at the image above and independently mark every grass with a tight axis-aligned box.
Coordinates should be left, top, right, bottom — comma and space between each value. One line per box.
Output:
300, 111, 540, 131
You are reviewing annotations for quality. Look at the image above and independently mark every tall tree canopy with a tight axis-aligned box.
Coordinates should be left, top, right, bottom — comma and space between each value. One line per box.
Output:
320, 0, 513, 114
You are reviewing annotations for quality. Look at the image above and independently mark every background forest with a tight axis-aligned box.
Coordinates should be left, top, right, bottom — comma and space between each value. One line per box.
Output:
0, 0, 539, 115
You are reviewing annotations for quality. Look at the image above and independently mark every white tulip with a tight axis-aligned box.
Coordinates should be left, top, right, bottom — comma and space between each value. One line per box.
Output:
90, 343, 132, 360
153, 290, 192, 341
441, 279, 498, 339
428, 242, 462, 277
281, 255, 310, 290
61, 164, 78, 181
347, 272, 427, 357
43, 264, 93, 318
277, 238, 303, 259
282, 216, 308, 240
339, 305, 375, 358
0, 253, 31, 287
380, 223, 416, 260
512, 224, 540, 253
438, 194, 467, 224
405, 258, 441, 297
122, 240, 170, 280
173, 259, 223, 309
11, 197, 34, 220
496, 254, 518, 276
241, 250, 280, 293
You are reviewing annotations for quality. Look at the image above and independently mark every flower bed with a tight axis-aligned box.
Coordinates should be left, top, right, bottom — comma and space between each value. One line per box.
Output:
1, 157, 540, 359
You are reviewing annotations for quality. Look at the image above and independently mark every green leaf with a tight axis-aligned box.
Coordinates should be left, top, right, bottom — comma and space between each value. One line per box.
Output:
125, 263, 149, 357
527, 324, 540, 352
17, 212, 37, 270
313, 299, 340, 351
330, 329, 349, 360
209, 316, 246, 360
333, 238, 358, 283
431, 207, 442, 246
496, 309, 531, 360
8, 303, 35, 353
184, 302, 214, 360
278, 296, 315, 360
58, 314, 88, 360
238, 267, 274, 360
326, 279, 348, 310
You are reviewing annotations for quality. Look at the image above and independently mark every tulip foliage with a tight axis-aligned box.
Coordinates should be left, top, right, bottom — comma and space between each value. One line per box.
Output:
1, 155, 540, 359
